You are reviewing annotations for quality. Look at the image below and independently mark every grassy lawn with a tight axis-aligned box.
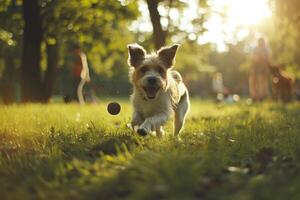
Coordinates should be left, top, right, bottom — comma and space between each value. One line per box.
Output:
0, 99, 300, 200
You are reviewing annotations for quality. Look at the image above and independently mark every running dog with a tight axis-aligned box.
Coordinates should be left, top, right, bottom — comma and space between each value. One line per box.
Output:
127, 43, 190, 138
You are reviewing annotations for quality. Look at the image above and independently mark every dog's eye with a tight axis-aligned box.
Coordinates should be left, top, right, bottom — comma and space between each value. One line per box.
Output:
140, 66, 148, 73
157, 67, 165, 74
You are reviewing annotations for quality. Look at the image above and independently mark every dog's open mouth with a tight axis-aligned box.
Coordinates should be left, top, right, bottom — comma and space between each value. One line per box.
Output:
143, 86, 159, 99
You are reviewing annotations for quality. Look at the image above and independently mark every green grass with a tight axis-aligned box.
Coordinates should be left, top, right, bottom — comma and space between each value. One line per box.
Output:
1, 100, 300, 200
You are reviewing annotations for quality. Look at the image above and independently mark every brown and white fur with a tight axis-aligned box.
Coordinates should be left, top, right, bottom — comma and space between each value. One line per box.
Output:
270, 65, 294, 103
127, 43, 190, 138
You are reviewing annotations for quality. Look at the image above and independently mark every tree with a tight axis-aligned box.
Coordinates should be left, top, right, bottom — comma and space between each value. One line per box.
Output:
146, 0, 167, 49
43, 41, 59, 102
20, 0, 43, 102
145, 0, 208, 50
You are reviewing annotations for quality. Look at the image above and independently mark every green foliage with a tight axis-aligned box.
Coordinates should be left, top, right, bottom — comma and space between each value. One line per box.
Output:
275, 0, 300, 23
0, 0, 23, 57
0, 100, 300, 199
176, 41, 214, 78
268, 20, 300, 75
40, 0, 139, 76
261, 0, 300, 76
0, 0, 139, 78
0, 28, 16, 46
208, 42, 248, 92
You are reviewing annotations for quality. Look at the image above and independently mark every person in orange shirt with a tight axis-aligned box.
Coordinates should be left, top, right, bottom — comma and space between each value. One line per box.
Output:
70, 45, 90, 104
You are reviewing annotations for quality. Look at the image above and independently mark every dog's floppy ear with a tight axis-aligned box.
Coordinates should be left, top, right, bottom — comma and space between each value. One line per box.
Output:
127, 43, 146, 68
158, 44, 180, 68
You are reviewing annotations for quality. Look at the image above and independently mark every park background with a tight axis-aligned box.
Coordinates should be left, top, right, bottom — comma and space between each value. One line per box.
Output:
1, 0, 300, 103
1, 1, 300, 200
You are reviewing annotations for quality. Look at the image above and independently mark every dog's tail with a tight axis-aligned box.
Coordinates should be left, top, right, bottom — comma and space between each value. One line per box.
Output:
170, 70, 182, 83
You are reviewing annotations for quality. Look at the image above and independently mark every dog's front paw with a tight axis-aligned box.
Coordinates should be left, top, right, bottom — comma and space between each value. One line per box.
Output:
137, 128, 149, 136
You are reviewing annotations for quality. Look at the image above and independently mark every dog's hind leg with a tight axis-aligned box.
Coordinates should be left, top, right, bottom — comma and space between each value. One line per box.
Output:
174, 92, 190, 136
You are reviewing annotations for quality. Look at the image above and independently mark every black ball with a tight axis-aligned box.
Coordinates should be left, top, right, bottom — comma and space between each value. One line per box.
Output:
107, 102, 121, 115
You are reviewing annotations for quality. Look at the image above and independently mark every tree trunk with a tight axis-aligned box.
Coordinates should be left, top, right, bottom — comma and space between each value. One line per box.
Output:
21, 0, 43, 102
41, 42, 59, 102
146, 0, 167, 49
1, 55, 16, 104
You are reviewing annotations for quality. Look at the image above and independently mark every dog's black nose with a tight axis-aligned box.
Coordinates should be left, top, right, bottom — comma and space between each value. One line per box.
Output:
147, 77, 157, 85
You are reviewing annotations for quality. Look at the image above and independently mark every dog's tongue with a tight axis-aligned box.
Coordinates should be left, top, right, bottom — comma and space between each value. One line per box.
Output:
145, 87, 157, 99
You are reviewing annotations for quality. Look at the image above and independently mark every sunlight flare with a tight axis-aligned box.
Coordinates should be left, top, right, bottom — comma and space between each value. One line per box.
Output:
226, 0, 272, 25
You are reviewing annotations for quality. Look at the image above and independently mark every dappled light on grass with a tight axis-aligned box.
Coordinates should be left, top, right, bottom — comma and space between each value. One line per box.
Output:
0, 100, 300, 199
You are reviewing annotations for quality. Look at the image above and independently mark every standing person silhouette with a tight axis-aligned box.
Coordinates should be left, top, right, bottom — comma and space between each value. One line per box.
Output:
71, 45, 90, 104
249, 38, 270, 102
212, 72, 224, 102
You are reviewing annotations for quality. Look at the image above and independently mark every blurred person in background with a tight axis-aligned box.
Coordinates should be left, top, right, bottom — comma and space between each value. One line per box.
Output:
249, 38, 271, 102
65, 45, 90, 104
212, 72, 224, 102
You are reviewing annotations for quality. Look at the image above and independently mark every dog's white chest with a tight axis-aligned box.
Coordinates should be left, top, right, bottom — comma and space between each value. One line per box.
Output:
132, 93, 172, 117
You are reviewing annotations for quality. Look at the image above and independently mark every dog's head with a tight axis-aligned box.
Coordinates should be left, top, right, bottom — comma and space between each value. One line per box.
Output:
127, 43, 179, 100
270, 65, 281, 77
